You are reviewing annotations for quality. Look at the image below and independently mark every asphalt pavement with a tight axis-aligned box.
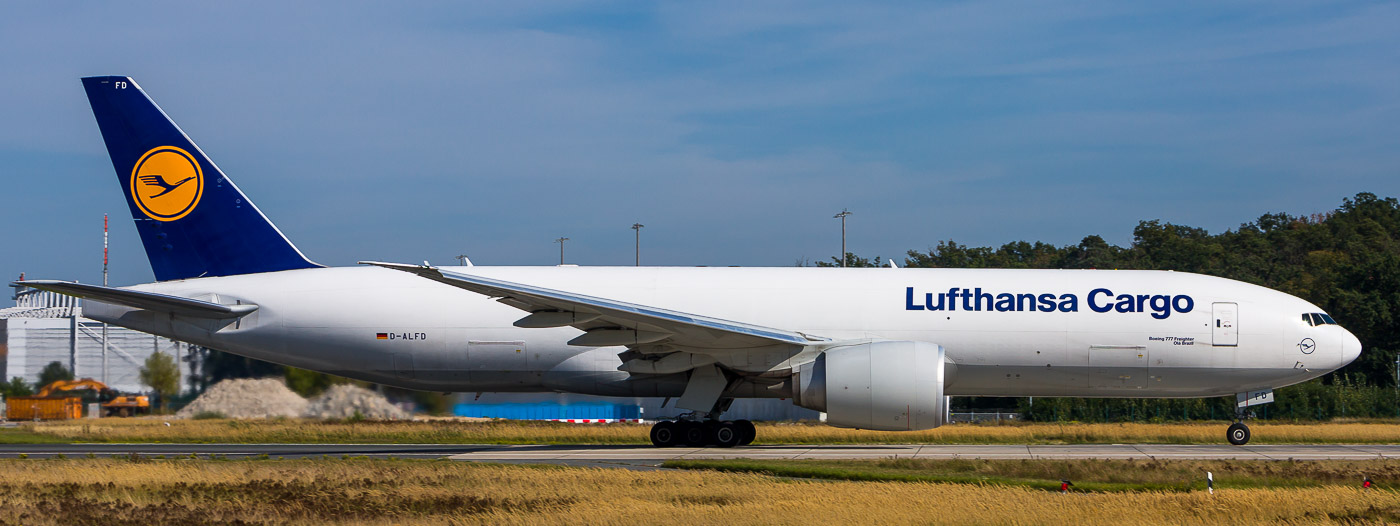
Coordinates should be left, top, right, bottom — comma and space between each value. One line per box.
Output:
1, 443, 1397, 468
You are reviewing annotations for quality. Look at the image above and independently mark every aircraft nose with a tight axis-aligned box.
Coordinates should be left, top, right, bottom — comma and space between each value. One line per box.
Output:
1340, 330, 1362, 366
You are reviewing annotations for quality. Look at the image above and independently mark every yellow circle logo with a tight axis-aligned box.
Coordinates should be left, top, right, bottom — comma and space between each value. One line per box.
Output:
130, 146, 203, 222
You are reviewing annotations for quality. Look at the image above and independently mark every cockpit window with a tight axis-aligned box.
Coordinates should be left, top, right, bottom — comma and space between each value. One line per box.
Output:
1303, 313, 1338, 326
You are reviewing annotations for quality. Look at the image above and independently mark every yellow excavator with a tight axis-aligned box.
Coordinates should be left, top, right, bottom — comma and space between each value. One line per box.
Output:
5, 378, 150, 420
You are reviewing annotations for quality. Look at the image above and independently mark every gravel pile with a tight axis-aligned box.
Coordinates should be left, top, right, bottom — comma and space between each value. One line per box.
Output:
305, 384, 409, 420
176, 378, 309, 419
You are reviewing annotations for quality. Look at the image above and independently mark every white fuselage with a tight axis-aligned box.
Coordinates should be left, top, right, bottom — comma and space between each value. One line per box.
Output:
84, 266, 1361, 400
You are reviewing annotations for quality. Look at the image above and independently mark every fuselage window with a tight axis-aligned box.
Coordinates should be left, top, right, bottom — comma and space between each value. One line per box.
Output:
1302, 313, 1314, 326
1320, 313, 1337, 325
1310, 313, 1327, 326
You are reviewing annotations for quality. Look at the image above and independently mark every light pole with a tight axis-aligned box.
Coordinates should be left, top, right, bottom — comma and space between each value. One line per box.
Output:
631, 223, 644, 266
455, 254, 471, 266
555, 237, 569, 265
102, 214, 109, 384
833, 209, 852, 267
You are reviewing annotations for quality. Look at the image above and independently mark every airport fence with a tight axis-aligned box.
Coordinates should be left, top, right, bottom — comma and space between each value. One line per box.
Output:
1019, 377, 1400, 422
948, 411, 1021, 424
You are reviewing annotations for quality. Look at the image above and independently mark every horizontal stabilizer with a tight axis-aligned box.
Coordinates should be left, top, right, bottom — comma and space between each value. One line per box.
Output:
14, 280, 257, 319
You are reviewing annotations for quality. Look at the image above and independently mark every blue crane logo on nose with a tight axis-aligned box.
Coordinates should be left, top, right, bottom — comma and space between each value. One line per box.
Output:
1297, 338, 1316, 354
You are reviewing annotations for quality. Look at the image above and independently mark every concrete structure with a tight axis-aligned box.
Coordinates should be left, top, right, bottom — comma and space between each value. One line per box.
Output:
2, 281, 187, 395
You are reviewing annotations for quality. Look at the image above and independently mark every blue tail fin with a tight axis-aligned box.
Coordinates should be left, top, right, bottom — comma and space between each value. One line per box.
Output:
82, 76, 319, 281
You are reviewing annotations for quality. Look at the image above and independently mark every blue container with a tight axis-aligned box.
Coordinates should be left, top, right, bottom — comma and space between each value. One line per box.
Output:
453, 402, 641, 420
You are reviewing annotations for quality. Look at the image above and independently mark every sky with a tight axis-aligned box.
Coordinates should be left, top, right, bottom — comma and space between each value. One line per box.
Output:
2, 1, 1398, 287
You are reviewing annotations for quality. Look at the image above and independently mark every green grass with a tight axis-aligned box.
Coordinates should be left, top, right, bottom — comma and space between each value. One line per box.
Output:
663, 458, 1397, 493
0, 427, 75, 444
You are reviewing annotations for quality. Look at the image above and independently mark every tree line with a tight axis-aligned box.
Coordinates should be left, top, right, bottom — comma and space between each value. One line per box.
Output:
823, 192, 1400, 420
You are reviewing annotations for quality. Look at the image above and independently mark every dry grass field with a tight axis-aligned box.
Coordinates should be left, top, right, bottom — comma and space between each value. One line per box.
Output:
0, 458, 1394, 525
7, 418, 1400, 445
667, 457, 1400, 492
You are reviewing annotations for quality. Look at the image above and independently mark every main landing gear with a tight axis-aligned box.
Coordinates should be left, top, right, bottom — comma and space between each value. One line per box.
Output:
650, 419, 756, 448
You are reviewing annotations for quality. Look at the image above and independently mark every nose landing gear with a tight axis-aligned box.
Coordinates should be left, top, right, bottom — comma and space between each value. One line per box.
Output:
649, 418, 755, 448
1227, 389, 1271, 445
1227, 421, 1251, 445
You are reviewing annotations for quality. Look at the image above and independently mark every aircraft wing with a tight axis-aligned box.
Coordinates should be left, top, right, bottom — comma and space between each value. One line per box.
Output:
361, 262, 824, 352
13, 280, 258, 319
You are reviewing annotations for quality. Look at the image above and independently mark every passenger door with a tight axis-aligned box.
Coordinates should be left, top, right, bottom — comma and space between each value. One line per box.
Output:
1212, 302, 1238, 346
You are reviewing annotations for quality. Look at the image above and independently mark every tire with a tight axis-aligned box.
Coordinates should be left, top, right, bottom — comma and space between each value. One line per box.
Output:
1227, 422, 1251, 445
650, 421, 679, 447
735, 420, 756, 446
681, 421, 707, 446
711, 422, 741, 448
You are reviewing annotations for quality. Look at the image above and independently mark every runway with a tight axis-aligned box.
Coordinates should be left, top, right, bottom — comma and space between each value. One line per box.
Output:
1, 443, 1397, 467
0, 443, 471, 460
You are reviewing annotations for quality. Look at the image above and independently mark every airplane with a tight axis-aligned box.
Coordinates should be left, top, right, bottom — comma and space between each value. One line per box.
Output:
18, 76, 1362, 447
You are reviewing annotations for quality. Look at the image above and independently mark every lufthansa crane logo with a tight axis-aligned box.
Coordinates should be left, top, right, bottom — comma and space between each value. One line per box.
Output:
130, 146, 203, 221
1297, 338, 1316, 354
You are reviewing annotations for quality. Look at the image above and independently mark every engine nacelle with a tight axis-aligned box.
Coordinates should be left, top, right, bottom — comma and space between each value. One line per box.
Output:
792, 340, 946, 431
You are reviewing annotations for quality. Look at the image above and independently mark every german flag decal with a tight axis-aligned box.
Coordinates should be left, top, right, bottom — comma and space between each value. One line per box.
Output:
376, 332, 428, 341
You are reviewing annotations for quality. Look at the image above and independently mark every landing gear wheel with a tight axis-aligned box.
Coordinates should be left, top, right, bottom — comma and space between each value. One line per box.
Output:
1227, 422, 1251, 445
710, 421, 741, 448
650, 421, 679, 447
681, 421, 707, 446
735, 420, 756, 446
698, 421, 722, 447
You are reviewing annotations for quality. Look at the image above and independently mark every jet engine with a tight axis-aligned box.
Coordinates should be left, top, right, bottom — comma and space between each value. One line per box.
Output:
791, 340, 946, 431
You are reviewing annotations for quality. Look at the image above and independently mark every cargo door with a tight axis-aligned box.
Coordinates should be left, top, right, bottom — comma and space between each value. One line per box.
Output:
1212, 302, 1238, 347
467, 340, 529, 388
1087, 345, 1148, 389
